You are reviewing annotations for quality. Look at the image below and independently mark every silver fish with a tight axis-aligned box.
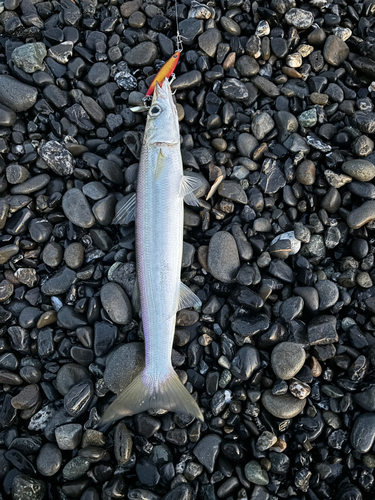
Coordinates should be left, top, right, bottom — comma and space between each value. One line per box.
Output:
101, 79, 203, 423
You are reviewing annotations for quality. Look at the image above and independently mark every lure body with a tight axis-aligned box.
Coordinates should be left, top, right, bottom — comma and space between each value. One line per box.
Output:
101, 79, 203, 424
145, 51, 180, 97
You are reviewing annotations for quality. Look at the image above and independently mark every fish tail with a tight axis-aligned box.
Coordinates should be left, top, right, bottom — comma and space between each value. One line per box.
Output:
100, 368, 203, 425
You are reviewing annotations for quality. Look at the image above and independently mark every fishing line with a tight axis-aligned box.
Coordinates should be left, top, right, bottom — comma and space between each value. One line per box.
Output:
174, 0, 183, 53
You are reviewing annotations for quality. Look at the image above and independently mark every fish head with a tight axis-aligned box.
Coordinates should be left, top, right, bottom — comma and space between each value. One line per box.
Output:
144, 78, 180, 145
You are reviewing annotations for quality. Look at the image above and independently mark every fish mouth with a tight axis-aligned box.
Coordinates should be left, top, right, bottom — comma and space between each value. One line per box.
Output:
153, 78, 174, 107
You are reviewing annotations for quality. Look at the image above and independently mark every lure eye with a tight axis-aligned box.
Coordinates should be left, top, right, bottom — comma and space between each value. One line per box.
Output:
150, 105, 161, 116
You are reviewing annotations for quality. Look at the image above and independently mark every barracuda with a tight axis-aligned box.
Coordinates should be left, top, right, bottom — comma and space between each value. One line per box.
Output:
101, 78, 204, 424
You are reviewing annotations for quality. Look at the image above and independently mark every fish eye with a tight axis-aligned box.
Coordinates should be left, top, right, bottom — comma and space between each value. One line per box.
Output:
150, 105, 161, 116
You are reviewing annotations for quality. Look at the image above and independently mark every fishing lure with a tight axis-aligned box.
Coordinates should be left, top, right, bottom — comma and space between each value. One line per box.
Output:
145, 50, 181, 98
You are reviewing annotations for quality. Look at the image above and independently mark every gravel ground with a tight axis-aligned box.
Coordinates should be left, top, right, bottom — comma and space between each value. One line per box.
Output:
1, 0, 375, 499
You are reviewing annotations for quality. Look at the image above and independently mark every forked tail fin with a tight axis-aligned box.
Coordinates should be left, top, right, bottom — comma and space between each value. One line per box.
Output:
100, 368, 203, 425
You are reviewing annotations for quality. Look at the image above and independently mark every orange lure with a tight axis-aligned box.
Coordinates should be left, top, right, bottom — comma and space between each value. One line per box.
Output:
145, 51, 181, 97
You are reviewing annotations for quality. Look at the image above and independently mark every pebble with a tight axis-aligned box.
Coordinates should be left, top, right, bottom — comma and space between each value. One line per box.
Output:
347, 201, 375, 229
244, 461, 269, 486
55, 423, 83, 450
36, 443, 62, 476
104, 343, 144, 394
351, 413, 375, 453
342, 159, 375, 182
0, 75, 38, 112
100, 282, 132, 325
207, 231, 240, 283
261, 390, 306, 419
271, 342, 306, 380
323, 35, 349, 66
40, 141, 75, 176
13, 42, 46, 75
125, 42, 158, 67
193, 434, 222, 473
285, 9, 314, 29
62, 188, 95, 228
12, 475, 46, 500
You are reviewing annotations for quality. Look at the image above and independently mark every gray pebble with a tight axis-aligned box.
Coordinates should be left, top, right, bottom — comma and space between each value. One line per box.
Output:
36, 443, 62, 476
261, 389, 306, 418
104, 343, 145, 394
100, 282, 132, 325
207, 231, 240, 283
0, 75, 38, 112
347, 201, 375, 229
271, 342, 306, 380
55, 423, 83, 450
11, 42, 47, 73
62, 188, 95, 228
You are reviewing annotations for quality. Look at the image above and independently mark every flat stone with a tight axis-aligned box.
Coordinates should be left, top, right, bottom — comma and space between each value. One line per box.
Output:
261, 390, 306, 418
193, 434, 222, 473
347, 201, 375, 229
315, 280, 339, 310
271, 342, 306, 380
41, 266, 77, 295
124, 42, 158, 67
244, 460, 269, 486
104, 343, 145, 394
0, 75, 38, 112
100, 282, 132, 325
62, 188, 95, 228
351, 413, 375, 453
342, 159, 375, 182
207, 231, 240, 283
308, 315, 338, 345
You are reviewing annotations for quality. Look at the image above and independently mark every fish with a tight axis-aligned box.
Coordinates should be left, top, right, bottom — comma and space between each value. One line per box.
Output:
145, 51, 181, 98
101, 78, 204, 424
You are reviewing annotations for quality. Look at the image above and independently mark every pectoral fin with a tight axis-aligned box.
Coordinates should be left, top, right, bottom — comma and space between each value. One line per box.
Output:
154, 148, 167, 180
179, 175, 202, 207
112, 193, 136, 225
178, 282, 202, 312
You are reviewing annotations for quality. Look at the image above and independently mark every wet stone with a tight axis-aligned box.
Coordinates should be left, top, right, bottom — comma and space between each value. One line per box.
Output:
193, 434, 222, 473
62, 188, 95, 228
36, 443, 62, 476
100, 282, 132, 325
271, 342, 306, 380
323, 35, 349, 66
11, 42, 47, 74
12, 475, 46, 500
55, 423, 83, 450
351, 413, 375, 453
40, 141, 75, 176
261, 390, 306, 418
104, 343, 144, 394
342, 159, 375, 182
207, 231, 240, 283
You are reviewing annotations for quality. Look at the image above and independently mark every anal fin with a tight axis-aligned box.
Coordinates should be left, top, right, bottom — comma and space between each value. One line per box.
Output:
178, 282, 202, 312
179, 174, 202, 207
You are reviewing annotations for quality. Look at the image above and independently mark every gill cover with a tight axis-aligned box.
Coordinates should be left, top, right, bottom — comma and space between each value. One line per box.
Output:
144, 78, 180, 145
